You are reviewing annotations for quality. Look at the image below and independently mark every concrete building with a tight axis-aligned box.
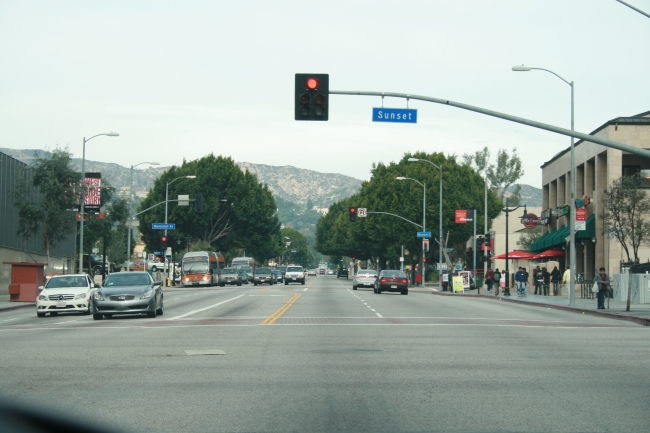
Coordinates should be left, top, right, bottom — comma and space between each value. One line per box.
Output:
0, 151, 76, 295
536, 110, 650, 280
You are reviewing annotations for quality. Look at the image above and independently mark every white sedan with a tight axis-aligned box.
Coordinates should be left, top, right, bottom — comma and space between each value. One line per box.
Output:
352, 270, 378, 290
36, 274, 100, 317
307, 269, 317, 276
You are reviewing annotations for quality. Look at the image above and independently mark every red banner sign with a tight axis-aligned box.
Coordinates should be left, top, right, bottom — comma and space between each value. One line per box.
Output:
455, 209, 468, 224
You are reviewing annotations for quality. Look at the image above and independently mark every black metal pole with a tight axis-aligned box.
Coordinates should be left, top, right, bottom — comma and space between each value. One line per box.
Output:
102, 237, 107, 281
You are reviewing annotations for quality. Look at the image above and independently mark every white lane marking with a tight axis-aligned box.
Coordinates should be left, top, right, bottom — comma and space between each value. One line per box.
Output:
2, 318, 18, 322
376, 313, 383, 317
173, 298, 180, 300
167, 294, 245, 320
371, 309, 376, 312
303, 288, 308, 291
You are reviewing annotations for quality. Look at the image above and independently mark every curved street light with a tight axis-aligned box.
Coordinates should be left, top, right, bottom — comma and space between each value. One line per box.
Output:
397, 176, 426, 286
512, 64, 577, 307
78, 132, 119, 275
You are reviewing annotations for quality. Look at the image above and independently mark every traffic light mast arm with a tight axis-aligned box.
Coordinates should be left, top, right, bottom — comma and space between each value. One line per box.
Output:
367, 212, 423, 229
328, 90, 650, 159
131, 199, 190, 218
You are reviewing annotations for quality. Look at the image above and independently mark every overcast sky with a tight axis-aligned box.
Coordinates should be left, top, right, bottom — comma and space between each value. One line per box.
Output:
1, 0, 648, 187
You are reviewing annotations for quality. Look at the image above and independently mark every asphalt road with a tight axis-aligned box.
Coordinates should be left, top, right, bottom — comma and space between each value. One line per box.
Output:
0, 274, 648, 433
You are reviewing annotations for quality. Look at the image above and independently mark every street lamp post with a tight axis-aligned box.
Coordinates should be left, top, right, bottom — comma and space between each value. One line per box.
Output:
512, 64, 577, 307
125, 161, 159, 270
78, 132, 119, 274
408, 158, 443, 283
502, 201, 529, 296
164, 175, 196, 281
396, 176, 426, 286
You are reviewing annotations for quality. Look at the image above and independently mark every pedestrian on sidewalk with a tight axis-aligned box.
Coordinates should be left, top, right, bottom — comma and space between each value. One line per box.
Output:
515, 267, 526, 296
534, 266, 542, 295
551, 266, 561, 295
523, 267, 529, 295
415, 272, 422, 287
541, 267, 551, 296
493, 268, 502, 296
485, 268, 494, 292
595, 267, 610, 310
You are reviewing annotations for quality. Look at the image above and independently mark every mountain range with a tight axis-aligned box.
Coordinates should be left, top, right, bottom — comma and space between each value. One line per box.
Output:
0, 147, 542, 207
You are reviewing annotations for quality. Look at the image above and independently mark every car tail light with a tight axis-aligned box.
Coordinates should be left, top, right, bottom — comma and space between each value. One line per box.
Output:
402, 279, 408, 284
381, 278, 386, 283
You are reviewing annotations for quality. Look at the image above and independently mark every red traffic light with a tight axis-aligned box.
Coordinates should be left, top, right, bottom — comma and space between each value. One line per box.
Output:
306, 78, 318, 89
423, 258, 427, 263
350, 208, 356, 213
162, 236, 168, 242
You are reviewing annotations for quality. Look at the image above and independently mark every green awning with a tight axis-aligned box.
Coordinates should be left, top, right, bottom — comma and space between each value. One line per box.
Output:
576, 214, 596, 240
530, 231, 552, 252
548, 225, 570, 248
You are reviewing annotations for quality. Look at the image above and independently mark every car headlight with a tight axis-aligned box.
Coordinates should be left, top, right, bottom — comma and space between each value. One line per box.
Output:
140, 289, 153, 299
37, 292, 47, 301
93, 292, 104, 301
75, 292, 87, 300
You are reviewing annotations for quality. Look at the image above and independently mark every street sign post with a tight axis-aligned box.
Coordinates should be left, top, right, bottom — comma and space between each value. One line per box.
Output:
416, 231, 431, 238
436, 263, 448, 271
152, 223, 175, 230
358, 208, 367, 217
372, 108, 417, 124
575, 208, 586, 231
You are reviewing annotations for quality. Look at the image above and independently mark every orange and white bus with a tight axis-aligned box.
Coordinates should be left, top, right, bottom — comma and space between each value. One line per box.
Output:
180, 251, 225, 287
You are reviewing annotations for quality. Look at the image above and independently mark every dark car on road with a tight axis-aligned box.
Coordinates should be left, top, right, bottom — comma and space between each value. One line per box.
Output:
337, 268, 348, 279
271, 269, 283, 283
92, 272, 164, 319
374, 270, 409, 295
254, 267, 275, 285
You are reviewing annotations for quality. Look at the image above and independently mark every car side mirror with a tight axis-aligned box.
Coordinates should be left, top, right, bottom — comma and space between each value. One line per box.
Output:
154, 281, 162, 286
94, 283, 101, 289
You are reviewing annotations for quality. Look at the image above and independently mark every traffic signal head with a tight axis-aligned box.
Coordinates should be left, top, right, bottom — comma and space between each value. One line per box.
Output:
349, 207, 357, 222
295, 73, 329, 121
161, 236, 168, 248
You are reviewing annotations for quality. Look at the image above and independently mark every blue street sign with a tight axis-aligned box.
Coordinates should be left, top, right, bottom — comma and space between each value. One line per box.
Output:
446, 248, 454, 253
417, 231, 431, 238
152, 223, 175, 230
372, 107, 417, 124
455, 263, 462, 271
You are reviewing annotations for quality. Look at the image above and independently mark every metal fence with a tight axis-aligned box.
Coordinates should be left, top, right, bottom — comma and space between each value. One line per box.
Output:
0, 151, 75, 258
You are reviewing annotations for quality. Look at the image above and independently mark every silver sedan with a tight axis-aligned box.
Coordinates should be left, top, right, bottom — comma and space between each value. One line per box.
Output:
92, 272, 164, 320
352, 269, 378, 290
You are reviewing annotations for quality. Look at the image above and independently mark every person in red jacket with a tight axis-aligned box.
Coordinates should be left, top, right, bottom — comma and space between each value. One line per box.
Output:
415, 272, 422, 287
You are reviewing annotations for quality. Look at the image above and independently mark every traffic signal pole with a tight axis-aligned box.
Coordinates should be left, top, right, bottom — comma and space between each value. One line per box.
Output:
327, 90, 650, 160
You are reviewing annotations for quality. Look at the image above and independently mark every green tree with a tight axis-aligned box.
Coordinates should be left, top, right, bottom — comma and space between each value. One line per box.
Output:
602, 173, 650, 264
316, 152, 502, 270
464, 146, 524, 204
519, 227, 542, 251
281, 227, 314, 268
13, 148, 80, 263
83, 182, 130, 264
138, 154, 282, 263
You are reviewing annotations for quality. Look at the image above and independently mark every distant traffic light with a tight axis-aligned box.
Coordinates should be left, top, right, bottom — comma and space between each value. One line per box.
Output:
295, 73, 329, 121
195, 194, 203, 212
349, 207, 357, 222
161, 235, 168, 249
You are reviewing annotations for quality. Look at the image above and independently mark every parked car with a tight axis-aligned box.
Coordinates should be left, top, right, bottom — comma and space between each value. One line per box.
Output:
374, 270, 409, 295
36, 274, 99, 317
148, 259, 166, 272
79, 254, 110, 276
254, 267, 275, 285
285, 265, 305, 285
337, 268, 349, 279
352, 269, 378, 290
92, 272, 164, 319
219, 267, 243, 286
271, 269, 283, 283
307, 269, 317, 276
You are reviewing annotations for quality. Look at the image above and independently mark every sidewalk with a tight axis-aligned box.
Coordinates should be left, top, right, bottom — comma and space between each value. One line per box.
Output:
432, 287, 650, 326
0, 294, 35, 313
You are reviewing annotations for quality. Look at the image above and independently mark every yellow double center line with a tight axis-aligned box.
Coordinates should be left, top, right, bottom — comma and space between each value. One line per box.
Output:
261, 292, 301, 325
